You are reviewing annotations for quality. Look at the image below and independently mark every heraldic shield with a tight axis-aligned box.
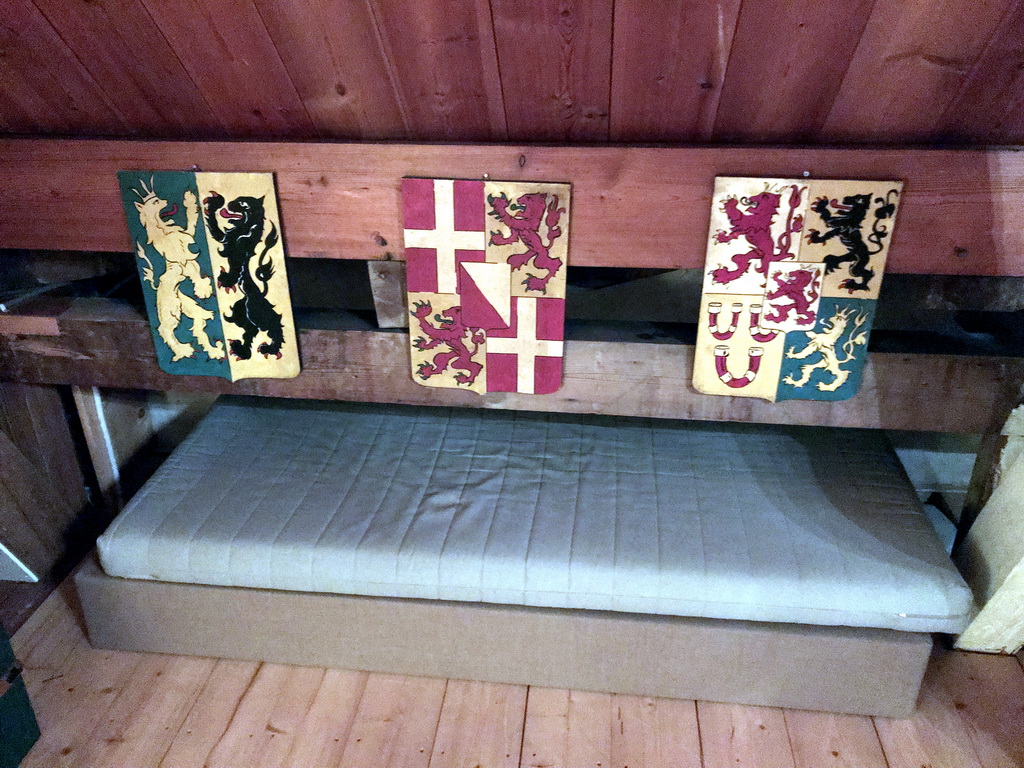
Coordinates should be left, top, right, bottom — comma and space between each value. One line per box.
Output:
118, 171, 300, 381
693, 176, 902, 402
403, 177, 571, 395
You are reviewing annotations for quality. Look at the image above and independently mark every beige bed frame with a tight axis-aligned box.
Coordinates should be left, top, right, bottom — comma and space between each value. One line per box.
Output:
76, 555, 932, 717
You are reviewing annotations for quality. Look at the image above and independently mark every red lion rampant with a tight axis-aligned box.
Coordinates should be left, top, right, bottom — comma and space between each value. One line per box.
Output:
764, 269, 820, 326
711, 185, 804, 285
487, 192, 565, 293
410, 301, 485, 385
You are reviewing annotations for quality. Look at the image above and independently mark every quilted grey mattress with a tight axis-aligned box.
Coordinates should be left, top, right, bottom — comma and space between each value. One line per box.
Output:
97, 398, 974, 633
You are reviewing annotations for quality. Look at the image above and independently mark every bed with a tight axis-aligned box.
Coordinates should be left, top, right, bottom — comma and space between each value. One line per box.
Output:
77, 397, 974, 716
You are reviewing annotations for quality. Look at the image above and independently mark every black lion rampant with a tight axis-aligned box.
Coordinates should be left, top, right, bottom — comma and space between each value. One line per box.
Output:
202, 192, 285, 360
806, 189, 899, 293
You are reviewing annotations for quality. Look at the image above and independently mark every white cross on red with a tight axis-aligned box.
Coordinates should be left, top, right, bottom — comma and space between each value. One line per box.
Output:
403, 179, 485, 294
486, 298, 564, 394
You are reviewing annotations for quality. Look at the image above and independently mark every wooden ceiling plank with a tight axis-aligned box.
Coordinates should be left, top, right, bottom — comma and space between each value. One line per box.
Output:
937, 0, 1024, 144
610, 0, 741, 142
29, 0, 225, 138
253, 0, 409, 140
713, 0, 876, 142
138, 0, 315, 138
0, 1, 128, 135
367, 0, 506, 140
1, 139, 1022, 276
822, 0, 1011, 142
490, 0, 614, 142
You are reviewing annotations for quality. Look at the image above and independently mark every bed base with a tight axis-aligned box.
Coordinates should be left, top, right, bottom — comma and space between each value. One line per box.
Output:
75, 556, 931, 717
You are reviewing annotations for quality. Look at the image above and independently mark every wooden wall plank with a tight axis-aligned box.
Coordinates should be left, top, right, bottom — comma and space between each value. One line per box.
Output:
822, 0, 1011, 142
0, 383, 87, 581
713, 0, 875, 142
137, 0, 314, 138
0, 383, 85, 515
2, 139, 1023, 276
491, 0, 613, 141
0, 299, 1018, 434
29, 0, 225, 138
937, 1, 1024, 144
0, 1, 128, 135
367, 0, 506, 140
254, 0, 409, 140
610, 0, 740, 141
0, 430, 69, 575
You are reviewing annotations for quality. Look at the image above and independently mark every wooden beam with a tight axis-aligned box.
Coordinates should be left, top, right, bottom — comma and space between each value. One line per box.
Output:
955, 431, 1024, 654
1, 139, 1023, 275
367, 260, 408, 328
0, 299, 1019, 433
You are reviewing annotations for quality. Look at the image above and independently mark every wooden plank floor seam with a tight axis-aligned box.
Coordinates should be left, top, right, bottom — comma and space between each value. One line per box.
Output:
156, 660, 263, 768
870, 718, 894, 768
516, 686, 532, 768
423, 678, 450, 768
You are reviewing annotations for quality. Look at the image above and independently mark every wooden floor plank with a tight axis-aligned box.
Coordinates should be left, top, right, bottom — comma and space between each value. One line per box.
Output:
429, 680, 528, 768
697, 701, 795, 768
20, 645, 147, 768
203, 663, 326, 767
612, 694, 702, 768
75, 654, 217, 768
336, 673, 447, 768
784, 709, 887, 768
521, 688, 613, 768
157, 659, 261, 768
282, 669, 368, 768
877, 650, 1024, 768
10, 589, 82, 675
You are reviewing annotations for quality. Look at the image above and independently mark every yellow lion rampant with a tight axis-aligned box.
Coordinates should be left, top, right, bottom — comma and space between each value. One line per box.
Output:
131, 178, 225, 362
782, 305, 868, 392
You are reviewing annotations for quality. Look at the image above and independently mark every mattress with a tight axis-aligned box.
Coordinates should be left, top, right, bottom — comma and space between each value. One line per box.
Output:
97, 398, 975, 633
